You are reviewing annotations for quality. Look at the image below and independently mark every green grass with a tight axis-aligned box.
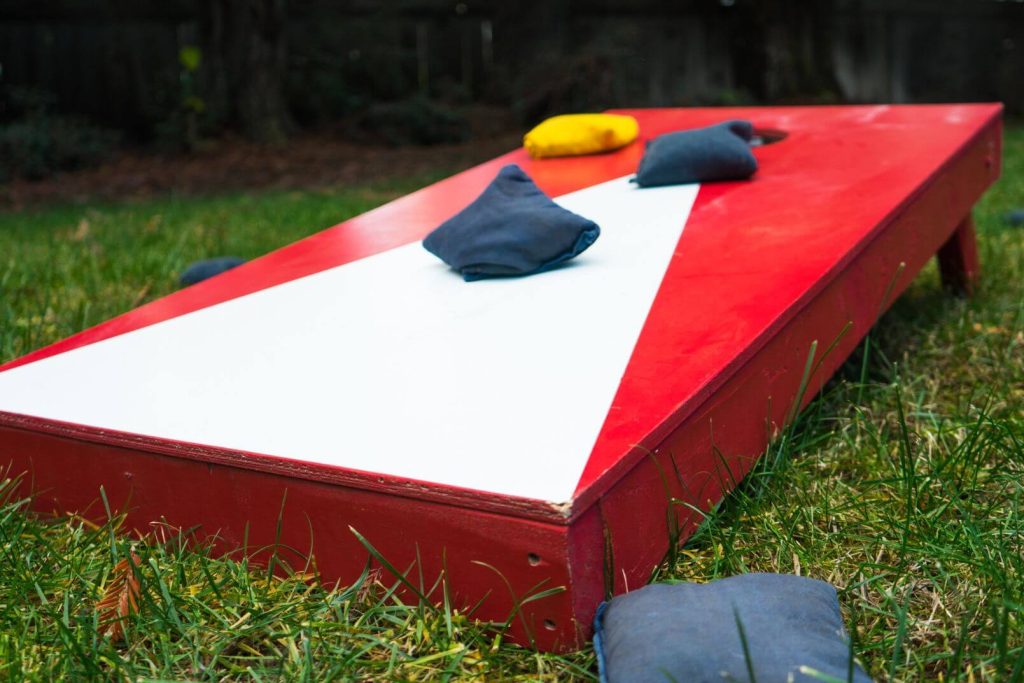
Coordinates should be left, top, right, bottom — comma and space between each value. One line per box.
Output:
1, 132, 1023, 681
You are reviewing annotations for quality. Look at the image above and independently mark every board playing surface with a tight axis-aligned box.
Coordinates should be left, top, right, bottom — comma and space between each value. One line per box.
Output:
0, 104, 1002, 650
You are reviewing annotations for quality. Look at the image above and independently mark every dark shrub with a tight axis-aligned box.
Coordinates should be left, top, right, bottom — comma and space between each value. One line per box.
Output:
357, 98, 469, 146
0, 116, 121, 182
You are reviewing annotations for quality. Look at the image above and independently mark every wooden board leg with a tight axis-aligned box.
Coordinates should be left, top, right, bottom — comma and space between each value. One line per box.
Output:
937, 213, 981, 295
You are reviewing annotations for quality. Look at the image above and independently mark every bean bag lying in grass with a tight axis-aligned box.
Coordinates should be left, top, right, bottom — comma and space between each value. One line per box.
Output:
593, 573, 872, 683
634, 119, 758, 187
422, 164, 600, 281
1004, 208, 1024, 226
179, 256, 246, 287
524, 113, 639, 159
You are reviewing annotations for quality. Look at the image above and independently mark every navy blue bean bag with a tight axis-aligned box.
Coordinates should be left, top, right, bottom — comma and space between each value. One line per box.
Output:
422, 164, 600, 281
594, 574, 872, 683
1004, 208, 1024, 226
635, 120, 758, 187
179, 256, 246, 287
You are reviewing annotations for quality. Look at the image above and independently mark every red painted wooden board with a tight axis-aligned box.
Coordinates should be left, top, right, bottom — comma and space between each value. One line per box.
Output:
0, 104, 1002, 651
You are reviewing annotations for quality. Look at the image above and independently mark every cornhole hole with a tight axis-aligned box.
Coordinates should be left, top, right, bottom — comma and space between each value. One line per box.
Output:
0, 104, 1001, 651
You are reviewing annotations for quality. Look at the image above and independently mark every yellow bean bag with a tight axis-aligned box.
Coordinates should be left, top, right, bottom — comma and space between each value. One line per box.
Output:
523, 113, 640, 159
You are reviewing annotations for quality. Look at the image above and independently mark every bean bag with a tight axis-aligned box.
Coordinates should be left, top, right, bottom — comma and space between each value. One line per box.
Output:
634, 119, 758, 187
524, 113, 639, 159
423, 164, 600, 281
594, 574, 873, 683
179, 256, 246, 287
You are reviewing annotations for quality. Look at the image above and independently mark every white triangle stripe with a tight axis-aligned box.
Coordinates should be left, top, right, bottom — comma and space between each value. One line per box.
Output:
0, 176, 699, 503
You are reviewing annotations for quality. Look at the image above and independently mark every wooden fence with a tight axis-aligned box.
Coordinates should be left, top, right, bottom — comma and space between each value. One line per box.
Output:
1, 0, 1021, 137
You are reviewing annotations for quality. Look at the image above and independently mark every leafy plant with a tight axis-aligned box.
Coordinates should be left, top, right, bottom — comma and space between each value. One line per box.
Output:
95, 552, 142, 642
0, 115, 120, 182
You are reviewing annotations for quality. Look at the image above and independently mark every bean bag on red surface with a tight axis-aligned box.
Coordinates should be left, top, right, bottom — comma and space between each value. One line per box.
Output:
593, 574, 873, 683
523, 113, 639, 159
634, 119, 758, 187
423, 164, 600, 281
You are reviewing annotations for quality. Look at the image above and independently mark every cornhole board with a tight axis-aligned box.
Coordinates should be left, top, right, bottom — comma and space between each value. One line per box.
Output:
0, 104, 1002, 651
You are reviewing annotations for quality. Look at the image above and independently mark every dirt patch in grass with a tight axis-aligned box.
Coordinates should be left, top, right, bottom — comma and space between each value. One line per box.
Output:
0, 129, 523, 211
